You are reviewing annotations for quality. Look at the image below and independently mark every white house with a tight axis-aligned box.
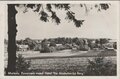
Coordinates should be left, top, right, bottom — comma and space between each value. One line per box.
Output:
17, 44, 29, 51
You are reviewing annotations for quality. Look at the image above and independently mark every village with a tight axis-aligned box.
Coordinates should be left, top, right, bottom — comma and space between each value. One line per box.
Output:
10, 37, 116, 52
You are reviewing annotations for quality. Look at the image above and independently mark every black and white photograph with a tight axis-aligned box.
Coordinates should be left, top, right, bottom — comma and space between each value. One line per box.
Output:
2, 1, 119, 77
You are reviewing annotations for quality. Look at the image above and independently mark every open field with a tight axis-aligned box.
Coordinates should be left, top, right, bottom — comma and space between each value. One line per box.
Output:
4, 49, 116, 60
5, 49, 117, 70
19, 49, 117, 58
4, 49, 117, 76
28, 56, 116, 70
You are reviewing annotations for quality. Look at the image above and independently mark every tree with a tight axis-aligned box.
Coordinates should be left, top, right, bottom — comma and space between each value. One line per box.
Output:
23, 38, 37, 50
40, 39, 50, 53
7, 4, 17, 73
95, 39, 100, 47
7, 3, 110, 73
49, 41, 56, 47
99, 38, 109, 49
72, 38, 86, 50
16, 40, 24, 45
100, 38, 109, 45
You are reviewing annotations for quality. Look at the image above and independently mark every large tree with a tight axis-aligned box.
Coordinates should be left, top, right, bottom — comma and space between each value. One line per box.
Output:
7, 3, 110, 73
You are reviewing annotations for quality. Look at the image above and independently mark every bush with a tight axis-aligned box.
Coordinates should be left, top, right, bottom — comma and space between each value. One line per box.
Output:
40, 47, 51, 53
16, 54, 31, 75
49, 42, 56, 47
84, 57, 116, 76
78, 48, 88, 51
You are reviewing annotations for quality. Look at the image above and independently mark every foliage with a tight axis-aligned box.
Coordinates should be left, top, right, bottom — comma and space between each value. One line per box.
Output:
84, 57, 116, 76
16, 54, 31, 74
16, 3, 110, 27
100, 38, 109, 45
87, 39, 94, 49
113, 42, 117, 49
16, 37, 116, 52
40, 11, 49, 22
40, 39, 51, 53
49, 41, 56, 47
23, 38, 37, 50
78, 47, 89, 51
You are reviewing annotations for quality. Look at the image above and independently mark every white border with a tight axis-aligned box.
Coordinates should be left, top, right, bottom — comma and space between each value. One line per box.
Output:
0, 1, 119, 79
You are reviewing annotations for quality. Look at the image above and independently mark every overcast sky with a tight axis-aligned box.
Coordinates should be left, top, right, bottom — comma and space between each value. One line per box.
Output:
5, 3, 119, 40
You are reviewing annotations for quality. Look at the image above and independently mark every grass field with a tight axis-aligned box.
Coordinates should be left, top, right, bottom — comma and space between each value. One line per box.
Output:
4, 49, 117, 75
28, 56, 116, 71
18, 49, 116, 59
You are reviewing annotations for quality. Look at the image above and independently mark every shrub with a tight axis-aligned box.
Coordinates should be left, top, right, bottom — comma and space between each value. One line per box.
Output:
16, 54, 31, 75
40, 47, 51, 53
84, 57, 116, 76
49, 42, 56, 47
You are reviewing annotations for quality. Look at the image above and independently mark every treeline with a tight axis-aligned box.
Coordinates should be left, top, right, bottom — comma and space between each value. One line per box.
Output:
15, 37, 117, 52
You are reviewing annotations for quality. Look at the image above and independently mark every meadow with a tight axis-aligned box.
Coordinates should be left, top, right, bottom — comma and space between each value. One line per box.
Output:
4, 49, 117, 75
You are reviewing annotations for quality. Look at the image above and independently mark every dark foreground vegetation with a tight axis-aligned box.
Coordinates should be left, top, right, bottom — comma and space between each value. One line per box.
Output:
5, 54, 116, 76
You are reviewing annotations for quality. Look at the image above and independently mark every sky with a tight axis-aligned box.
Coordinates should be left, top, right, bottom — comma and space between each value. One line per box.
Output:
5, 3, 119, 40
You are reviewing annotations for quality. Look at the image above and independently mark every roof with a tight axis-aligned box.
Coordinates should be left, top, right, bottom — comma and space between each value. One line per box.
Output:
17, 45, 29, 48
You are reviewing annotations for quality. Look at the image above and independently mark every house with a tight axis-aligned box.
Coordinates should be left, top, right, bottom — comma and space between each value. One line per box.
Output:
72, 43, 79, 50
91, 40, 96, 44
56, 44, 62, 47
103, 39, 117, 50
56, 44, 65, 50
34, 44, 42, 51
17, 44, 29, 51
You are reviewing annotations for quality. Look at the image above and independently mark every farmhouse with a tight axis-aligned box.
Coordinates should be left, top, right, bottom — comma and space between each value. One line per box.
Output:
103, 39, 117, 50
17, 44, 29, 51
56, 44, 62, 47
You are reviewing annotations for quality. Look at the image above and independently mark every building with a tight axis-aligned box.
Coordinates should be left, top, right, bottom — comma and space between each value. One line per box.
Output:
103, 39, 117, 50
17, 44, 29, 51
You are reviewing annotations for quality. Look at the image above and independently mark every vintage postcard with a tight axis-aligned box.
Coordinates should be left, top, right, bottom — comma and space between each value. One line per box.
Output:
0, 0, 119, 79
